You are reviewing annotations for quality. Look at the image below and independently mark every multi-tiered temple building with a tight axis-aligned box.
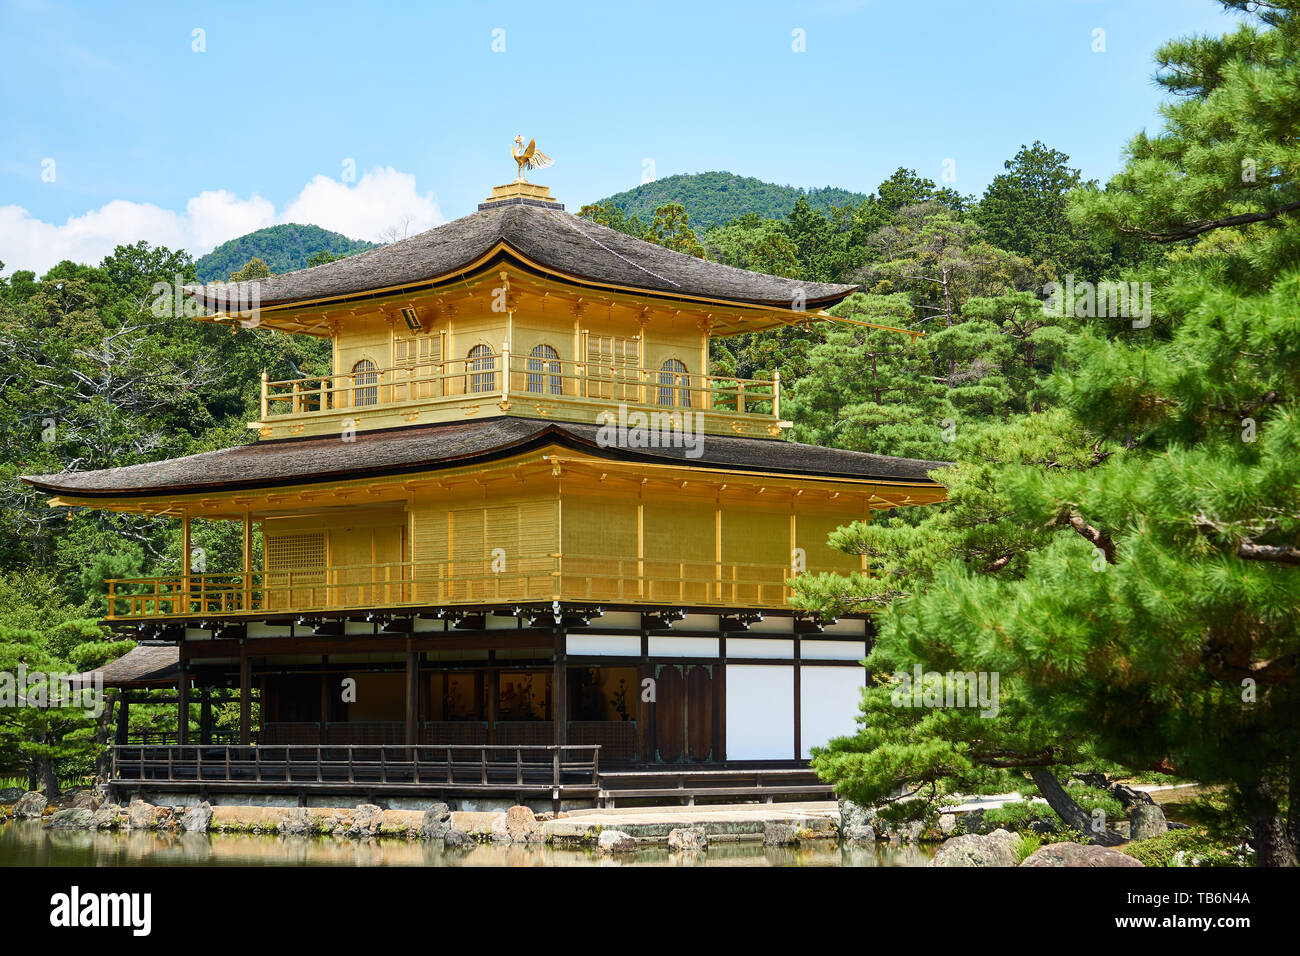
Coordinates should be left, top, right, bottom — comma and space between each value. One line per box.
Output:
26, 174, 946, 807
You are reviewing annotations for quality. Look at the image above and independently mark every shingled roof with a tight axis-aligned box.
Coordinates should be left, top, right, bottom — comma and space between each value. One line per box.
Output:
77, 643, 179, 688
23, 417, 950, 498
184, 202, 857, 312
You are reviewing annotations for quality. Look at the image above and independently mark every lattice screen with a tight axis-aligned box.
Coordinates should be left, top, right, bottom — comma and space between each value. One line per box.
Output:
393, 332, 443, 400
264, 531, 326, 610
585, 334, 639, 400
265, 532, 326, 572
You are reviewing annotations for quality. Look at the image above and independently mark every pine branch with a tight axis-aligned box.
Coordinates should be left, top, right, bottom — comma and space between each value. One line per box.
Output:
1123, 200, 1300, 243
1056, 508, 1117, 563
1193, 512, 1300, 565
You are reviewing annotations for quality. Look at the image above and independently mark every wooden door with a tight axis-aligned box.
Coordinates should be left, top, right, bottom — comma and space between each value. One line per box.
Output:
653, 664, 713, 763
686, 665, 712, 762
654, 665, 684, 762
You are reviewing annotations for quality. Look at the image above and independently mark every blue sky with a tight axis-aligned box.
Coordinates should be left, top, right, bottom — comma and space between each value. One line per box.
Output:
0, 0, 1243, 274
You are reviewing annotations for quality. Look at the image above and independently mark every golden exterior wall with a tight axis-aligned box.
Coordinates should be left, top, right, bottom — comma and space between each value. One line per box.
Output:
93, 449, 937, 620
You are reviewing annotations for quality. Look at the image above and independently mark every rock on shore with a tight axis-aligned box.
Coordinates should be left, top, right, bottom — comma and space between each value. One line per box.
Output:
1020, 843, 1144, 867
929, 829, 1020, 867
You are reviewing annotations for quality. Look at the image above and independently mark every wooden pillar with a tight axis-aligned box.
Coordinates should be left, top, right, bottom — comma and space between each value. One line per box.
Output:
486, 666, 499, 745
181, 511, 192, 613
176, 649, 189, 745
405, 641, 418, 746
242, 509, 253, 611
793, 635, 802, 761
115, 694, 130, 746
636, 624, 652, 763
714, 636, 726, 763
238, 642, 251, 746
552, 629, 567, 746
319, 671, 330, 744
199, 689, 212, 745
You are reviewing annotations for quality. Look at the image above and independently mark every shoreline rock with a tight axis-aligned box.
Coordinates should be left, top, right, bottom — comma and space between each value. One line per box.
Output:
597, 829, 637, 853
1021, 842, 1144, 867
667, 826, 708, 852
13, 792, 47, 819
930, 828, 1020, 867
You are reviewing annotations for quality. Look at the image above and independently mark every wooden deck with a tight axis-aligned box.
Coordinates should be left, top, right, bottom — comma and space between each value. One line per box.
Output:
109, 745, 833, 809
596, 768, 833, 808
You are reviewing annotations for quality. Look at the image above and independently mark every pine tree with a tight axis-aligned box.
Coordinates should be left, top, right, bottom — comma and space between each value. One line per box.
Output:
803, 0, 1300, 866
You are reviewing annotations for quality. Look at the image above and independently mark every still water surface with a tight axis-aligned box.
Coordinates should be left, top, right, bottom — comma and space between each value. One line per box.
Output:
0, 820, 936, 867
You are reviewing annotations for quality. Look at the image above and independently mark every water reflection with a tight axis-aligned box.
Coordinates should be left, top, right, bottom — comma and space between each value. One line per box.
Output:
0, 821, 936, 867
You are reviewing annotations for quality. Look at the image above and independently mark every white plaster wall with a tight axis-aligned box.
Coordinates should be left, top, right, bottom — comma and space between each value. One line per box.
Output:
800, 666, 865, 759
725, 664, 793, 760
566, 634, 640, 656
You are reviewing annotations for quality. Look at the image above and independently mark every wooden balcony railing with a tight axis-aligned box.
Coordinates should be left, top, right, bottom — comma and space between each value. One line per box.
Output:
103, 553, 799, 620
111, 743, 601, 793
259, 350, 781, 428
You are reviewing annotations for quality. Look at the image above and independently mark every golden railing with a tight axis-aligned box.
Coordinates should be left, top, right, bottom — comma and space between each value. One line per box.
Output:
104, 554, 798, 620
260, 352, 781, 422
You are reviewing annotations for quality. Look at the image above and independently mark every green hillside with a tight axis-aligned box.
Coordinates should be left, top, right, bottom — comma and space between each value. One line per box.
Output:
195, 223, 375, 281
594, 172, 871, 231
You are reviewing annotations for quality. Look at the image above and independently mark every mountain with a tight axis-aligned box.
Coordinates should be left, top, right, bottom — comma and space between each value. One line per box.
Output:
194, 224, 375, 281
592, 172, 871, 231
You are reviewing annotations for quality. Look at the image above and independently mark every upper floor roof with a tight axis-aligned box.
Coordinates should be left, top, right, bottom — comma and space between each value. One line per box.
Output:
183, 199, 857, 316
22, 416, 949, 500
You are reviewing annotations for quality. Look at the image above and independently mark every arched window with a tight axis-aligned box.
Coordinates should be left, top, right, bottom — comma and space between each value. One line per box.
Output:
657, 359, 691, 408
351, 359, 378, 407
468, 344, 496, 394
526, 344, 562, 395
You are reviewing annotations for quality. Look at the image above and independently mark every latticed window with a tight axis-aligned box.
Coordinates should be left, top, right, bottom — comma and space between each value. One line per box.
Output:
468, 344, 496, 393
351, 359, 378, 406
264, 531, 326, 611
657, 359, 691, 408
527, 344, 562, 395
265, 532, 326, 572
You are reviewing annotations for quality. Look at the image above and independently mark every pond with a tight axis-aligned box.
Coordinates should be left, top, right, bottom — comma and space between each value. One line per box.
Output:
0, 821, 936, 867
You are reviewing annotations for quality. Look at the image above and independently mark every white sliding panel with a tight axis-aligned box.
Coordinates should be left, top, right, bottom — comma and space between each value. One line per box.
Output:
799, 666, 866, 759
725, 665, 794, 760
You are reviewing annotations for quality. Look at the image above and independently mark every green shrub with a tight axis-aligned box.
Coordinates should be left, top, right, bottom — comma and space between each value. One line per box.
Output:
1124, 828, 1251, 868
983, 801, 1056, 833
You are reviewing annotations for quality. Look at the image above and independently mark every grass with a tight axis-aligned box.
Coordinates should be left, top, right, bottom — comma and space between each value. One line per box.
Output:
1123, 828, 1251, 867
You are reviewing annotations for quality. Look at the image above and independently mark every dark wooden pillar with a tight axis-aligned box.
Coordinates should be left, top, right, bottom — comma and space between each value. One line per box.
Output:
553, 629, 567, 745
238, 642, 251, 745
199, 689, 212, 744
405, 641, 419, 746
176, 649, 189, 745
714, 635, 726, 763
636, 625, 652, 763
793, 635, 802, 761
115, 694, 130, 746
319, 671, 330, 744
486, 652, 498, 745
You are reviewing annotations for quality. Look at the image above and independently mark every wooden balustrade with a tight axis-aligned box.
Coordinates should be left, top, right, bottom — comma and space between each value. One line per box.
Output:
257, 355, 780, 423
112, 743, 601, 793
104, 553, 797, 620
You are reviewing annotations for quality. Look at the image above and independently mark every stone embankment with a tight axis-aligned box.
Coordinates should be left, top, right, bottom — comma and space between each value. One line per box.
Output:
0, 786, 1179, 864
3, 791, 838, 855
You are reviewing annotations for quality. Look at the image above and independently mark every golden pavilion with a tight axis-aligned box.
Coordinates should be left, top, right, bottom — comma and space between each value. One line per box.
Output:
25, 167, 946, 807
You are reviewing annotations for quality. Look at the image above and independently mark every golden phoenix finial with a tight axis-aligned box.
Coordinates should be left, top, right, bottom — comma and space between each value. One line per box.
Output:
511, 134, 554, 183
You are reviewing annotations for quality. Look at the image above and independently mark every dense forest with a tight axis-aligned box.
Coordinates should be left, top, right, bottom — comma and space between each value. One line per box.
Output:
0, 0, 1296, 864
194, 223, 374, 282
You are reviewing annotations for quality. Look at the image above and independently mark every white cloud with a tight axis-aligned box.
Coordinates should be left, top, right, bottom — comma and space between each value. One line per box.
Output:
283, 168, 441, 243
0, 166, 443, 277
